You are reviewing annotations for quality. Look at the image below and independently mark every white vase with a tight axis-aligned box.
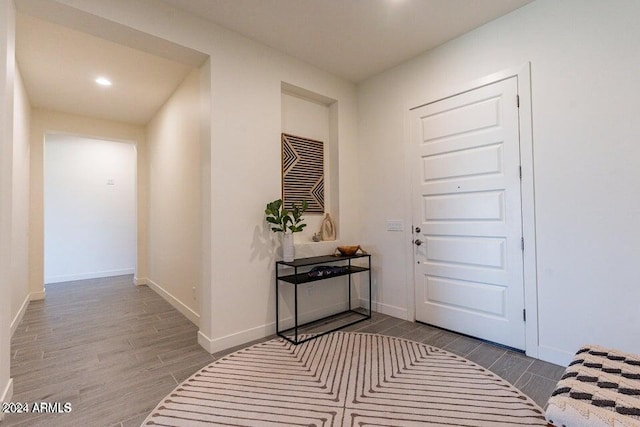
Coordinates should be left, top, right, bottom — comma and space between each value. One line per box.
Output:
282, 233, 295, 262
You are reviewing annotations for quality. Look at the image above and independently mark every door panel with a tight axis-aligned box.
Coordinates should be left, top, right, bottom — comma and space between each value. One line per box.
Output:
425, 236, 506, 269
412, 77, 525, 349
424, 276, 506, 317
420, 96, 501, 141
422, 143, 503, 182
423, 191, 505, 222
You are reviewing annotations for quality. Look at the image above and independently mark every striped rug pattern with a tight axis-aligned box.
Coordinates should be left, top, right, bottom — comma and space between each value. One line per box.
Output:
143, 332, 547, 426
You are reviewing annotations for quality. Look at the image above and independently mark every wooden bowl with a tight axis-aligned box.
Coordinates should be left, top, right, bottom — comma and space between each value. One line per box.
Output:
335, 245, 365, 256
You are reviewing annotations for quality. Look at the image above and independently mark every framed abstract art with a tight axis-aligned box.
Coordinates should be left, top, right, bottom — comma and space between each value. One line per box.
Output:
281, 133, 324, 213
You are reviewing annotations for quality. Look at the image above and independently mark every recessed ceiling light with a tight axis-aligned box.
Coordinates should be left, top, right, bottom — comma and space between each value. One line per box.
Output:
95, 77, 112, 86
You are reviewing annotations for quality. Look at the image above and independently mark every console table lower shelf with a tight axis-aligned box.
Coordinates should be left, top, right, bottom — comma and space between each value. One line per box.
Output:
275, 254, 372, 345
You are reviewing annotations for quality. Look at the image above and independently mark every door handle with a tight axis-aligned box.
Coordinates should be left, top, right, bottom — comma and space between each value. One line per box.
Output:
414, 239, 423, 246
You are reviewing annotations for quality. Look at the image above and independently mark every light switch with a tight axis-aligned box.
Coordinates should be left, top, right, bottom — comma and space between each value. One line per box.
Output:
387, 220, 404, 231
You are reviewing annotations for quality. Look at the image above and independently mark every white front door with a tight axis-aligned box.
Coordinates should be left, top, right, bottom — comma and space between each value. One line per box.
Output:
412, 77, 525, 350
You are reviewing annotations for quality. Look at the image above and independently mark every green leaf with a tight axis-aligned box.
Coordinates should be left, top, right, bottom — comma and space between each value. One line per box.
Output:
265, 198, 310, 234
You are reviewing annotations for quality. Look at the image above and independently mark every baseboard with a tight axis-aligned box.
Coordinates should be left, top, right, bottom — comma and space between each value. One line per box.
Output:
11, 293, 30, 337
30, 290, 46, 301
145, 278, 199, 326
198, 322, 274, 354
12, 291, 46, 335
197, 330, 216, 353
538, 344, 573, 367
45, 268, 135, 284
0, 379, 13, 420
133, 276, 148, 286
360, 299, 408, 320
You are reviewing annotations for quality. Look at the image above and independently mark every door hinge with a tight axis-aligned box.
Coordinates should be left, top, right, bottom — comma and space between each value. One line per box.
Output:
523, 309, 527, 322
516, 94, 520, 108
521, 237, 525, 251
519, 166, 522, 179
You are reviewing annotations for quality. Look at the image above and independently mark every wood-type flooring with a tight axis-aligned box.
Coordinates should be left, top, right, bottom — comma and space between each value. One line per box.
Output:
4, 275, 564, 426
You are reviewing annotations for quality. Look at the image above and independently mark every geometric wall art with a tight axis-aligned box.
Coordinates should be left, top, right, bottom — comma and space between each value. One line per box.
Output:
281, 133, 324, 213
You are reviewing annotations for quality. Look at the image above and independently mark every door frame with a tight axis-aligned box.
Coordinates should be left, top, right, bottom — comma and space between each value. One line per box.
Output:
404, 64, 539, 358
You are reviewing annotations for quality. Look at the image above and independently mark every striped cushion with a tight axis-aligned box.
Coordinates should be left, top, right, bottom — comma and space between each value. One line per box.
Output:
546, 345, 640, 427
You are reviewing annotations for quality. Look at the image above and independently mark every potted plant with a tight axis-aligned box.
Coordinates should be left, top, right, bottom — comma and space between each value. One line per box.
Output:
265, 199, 308, 262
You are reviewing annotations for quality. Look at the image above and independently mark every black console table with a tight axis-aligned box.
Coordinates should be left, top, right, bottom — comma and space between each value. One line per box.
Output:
276, 253, 372, 344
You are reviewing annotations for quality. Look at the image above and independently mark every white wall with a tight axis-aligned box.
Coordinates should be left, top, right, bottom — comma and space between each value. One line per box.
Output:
30, 109, 147, 296
144, 68, 201, 323
0, 0, 16, 412
41, 0, 360, 352
10, 64, 31, 333
201, 12, 359, 351
44, 135, 136, 283
357, 0, 640, 365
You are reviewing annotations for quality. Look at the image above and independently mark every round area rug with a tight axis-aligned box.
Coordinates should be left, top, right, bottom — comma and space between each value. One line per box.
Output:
142, 332, 546, 426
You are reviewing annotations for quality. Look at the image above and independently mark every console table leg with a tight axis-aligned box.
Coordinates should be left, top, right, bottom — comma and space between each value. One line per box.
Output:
368, 258, 372, 317
294, 277, 299, 343
348, 259, 352, 311
275, 265, 279, 335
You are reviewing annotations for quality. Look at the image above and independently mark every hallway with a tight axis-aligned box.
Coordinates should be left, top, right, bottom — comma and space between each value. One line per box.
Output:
6, 276, 213, 426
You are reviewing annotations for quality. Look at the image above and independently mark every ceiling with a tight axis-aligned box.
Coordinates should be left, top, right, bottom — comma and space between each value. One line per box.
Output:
15, 13, 194, 125
14, 0, 534, 126
163, 0, 534, 82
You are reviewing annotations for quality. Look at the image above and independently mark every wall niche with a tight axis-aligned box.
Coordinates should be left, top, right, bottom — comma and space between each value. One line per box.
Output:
281, 82, 339, 243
